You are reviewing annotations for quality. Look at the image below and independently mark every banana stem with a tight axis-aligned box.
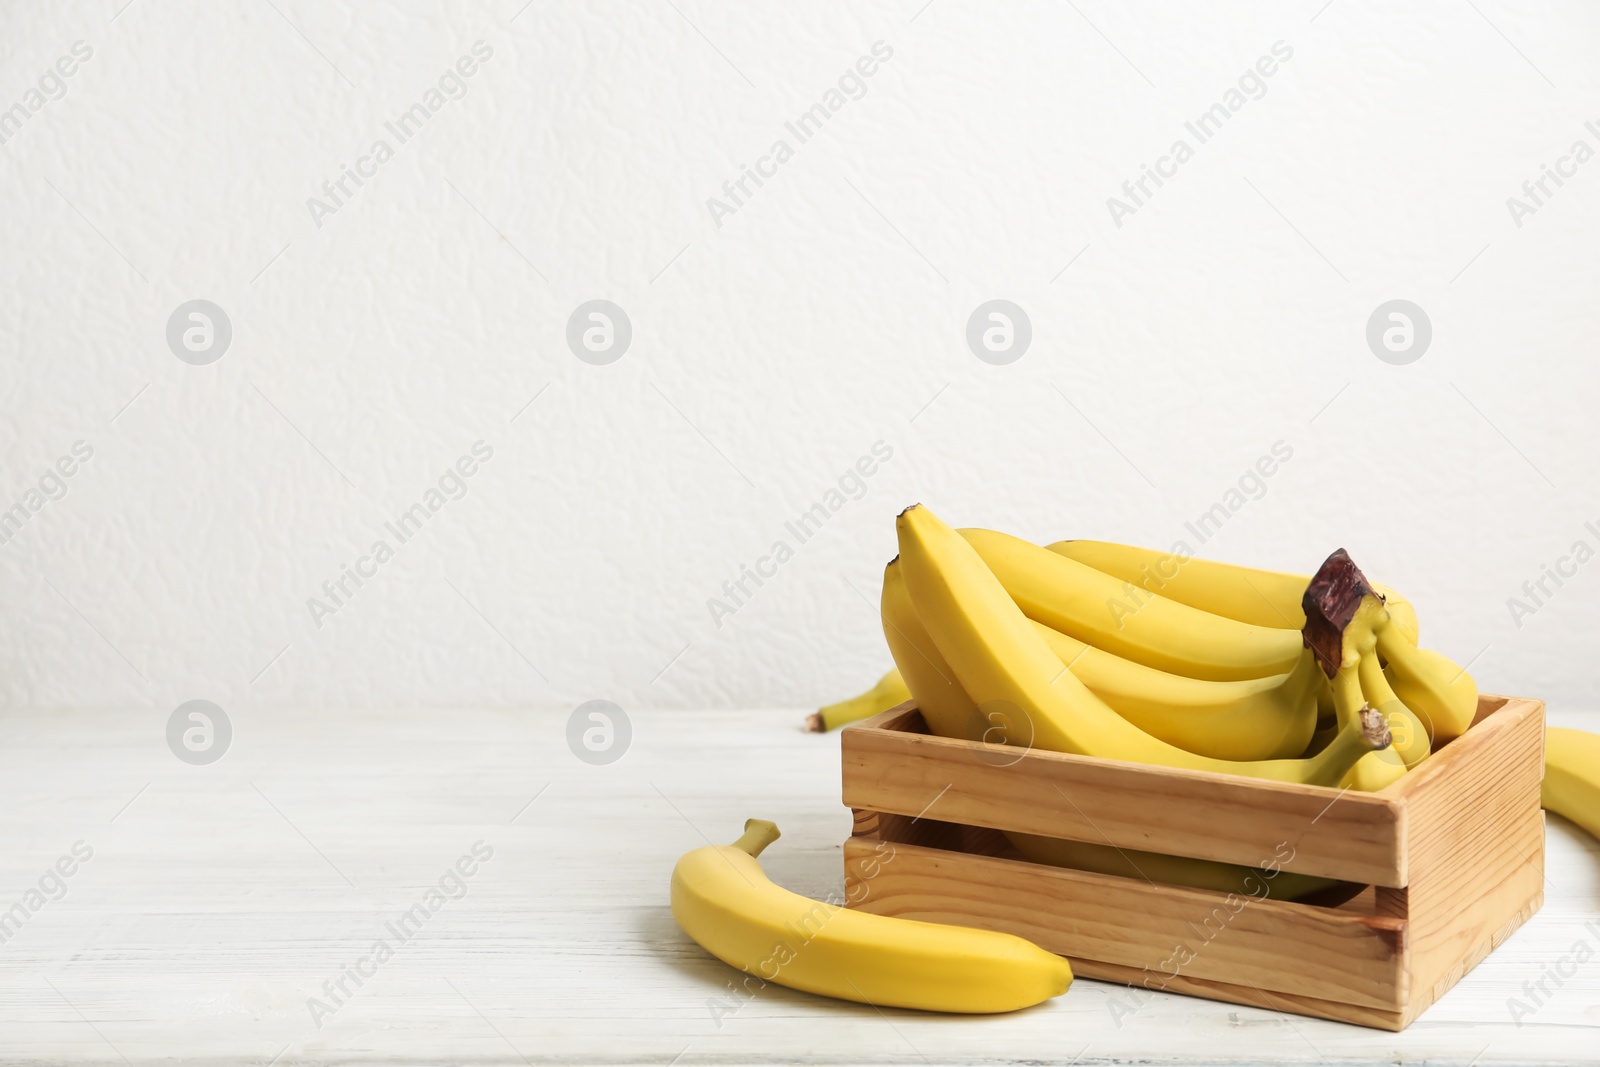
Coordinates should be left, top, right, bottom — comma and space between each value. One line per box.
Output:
1357, 651, 1431, 767
1331, 664, 1364, 732
1301, 707, 1393, 788
809, 669, 911, 732
732, 819, 782, 857
813, 696, 876, 732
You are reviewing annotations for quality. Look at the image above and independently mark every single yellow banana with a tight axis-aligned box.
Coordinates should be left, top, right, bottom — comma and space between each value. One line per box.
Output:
1030, 621, 1319, 761
881, 561, 982, 743
880, 561, 1335, 899
1047, 539, 1422, 645
899, 506, 1390, 786
1303, 720, 1339, 756
807, 668, 912, 732
670, 818, 1073, 1013
1376, 628, 1479, 743
1328, 662, 1408, 790
962, 527, 1302, 682
1357, 650, 1430, 768
1543, 728, 1600, 841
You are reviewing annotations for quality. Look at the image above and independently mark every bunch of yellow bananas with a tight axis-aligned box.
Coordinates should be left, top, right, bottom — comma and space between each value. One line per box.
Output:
847, 506, 1478, 768
675, 504, 1598, 1016
821, 505, 1494, 897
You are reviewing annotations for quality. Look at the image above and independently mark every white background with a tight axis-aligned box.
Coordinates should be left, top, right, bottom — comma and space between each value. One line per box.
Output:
3, 0, 1598, 719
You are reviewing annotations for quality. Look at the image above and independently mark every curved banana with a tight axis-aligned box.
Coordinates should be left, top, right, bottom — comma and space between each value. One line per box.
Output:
882, 566, 1314, 760
881, 561, 992, 744
1047, 539, 1421, 645
1376, 628, 1479, 743
1543, 728, 1600, 841
807, 669, 912, 732
1357, 651, 1430, 768
1328, 661, 1409, 791
900, 507, 1390, 786
671, 818, 1073, 1013
1031, 622, 1319, 761
963, 528, 1302, 682
880, 561, 1334, 899
1303, 720, 1338, 756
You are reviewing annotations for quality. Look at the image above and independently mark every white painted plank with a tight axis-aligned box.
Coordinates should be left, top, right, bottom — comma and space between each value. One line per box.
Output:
0, 706, 1594, 1065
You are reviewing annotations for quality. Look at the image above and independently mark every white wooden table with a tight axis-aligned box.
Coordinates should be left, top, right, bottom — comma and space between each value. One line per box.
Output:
2, 705, 1596, 1065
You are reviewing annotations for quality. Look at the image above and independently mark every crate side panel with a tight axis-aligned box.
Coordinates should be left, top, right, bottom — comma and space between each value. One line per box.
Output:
1080, 958, 1407, 1031
1390, 695, 1541, 798
844, 836, 1406, 1012
1382, 694, 1546, 1022
842, 722, 1406, 885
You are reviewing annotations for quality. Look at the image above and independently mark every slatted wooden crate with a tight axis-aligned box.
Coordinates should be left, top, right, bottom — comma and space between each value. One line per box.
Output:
840, 694, 1545, 1030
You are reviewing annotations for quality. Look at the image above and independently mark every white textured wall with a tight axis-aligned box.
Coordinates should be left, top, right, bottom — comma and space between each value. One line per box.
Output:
2, 0, 1597, 718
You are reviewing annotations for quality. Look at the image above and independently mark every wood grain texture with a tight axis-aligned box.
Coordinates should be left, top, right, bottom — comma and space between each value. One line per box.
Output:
1380, 697, 1549, 1025
842, 705, 1407, 886
0, 705, 1596, 1066
844, 835, 1407, 1010
1075, 958, 1408, 1031
844, 696, 1552, 1031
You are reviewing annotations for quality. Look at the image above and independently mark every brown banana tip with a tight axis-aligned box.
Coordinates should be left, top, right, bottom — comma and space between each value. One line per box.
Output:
897, 503, 921, 518
1301, 548, 1379, 679
804, 712, 824, 733
1359, 706, 1393, 751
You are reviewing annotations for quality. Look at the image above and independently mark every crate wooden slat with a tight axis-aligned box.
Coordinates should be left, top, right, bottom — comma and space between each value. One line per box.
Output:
840, 694, 1545, 1031
843, 834, 1408, 1011
1375, 692, 1547, 1020
842, 705, 1407, 886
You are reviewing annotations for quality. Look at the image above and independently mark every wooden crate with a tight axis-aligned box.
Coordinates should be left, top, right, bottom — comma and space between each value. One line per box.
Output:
840, 694, 1545, 1030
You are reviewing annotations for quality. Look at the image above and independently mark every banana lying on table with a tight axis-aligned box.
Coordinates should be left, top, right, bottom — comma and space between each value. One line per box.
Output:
806, 669, 911, 733
670, 818, 1072, 1012
1543, 728, 1600, 841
